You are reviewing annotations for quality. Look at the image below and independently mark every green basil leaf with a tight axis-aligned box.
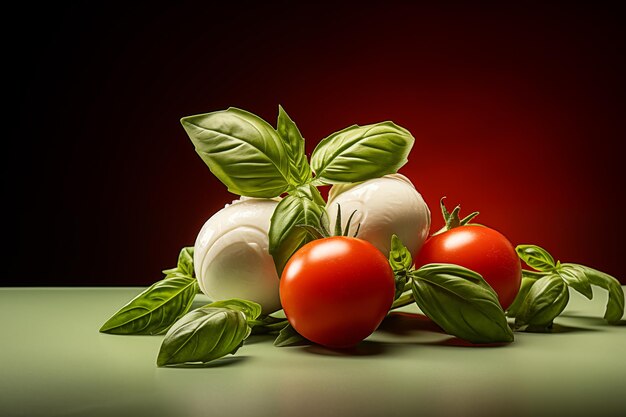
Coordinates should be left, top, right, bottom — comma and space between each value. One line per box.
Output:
162, 246, 195, 278
558, 264, 592, 300
274, 323, 307, 347
389, 234, 414, 300
181, 107, 290, 197
157, 307, 250, 366
276, 105, 312, 185
411, 263, 514, 344
575, 264, 624, 324
310, 121, 414, 184
514, 274, 569, 331
506, 275, 538, 317
389, 234, 413, 272
100, 276, 198, 335
204, 298, 262, 321
515, 244, 557, 272
269, 188, 325, 275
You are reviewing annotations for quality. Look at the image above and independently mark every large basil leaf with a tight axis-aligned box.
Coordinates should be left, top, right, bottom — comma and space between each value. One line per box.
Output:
411, 263, 514, 344
310, 121, 414, 184
204, 298, 262, 322
575, 264, 624, 324
276, 105, 312, 185
557, 264, 592, 300
514, 274, 569, 331
269, 187, 325, 275
181, 107, 290, 197
515, 244, 557, 272
100, 276, 198, 335
157, 307, 250, 366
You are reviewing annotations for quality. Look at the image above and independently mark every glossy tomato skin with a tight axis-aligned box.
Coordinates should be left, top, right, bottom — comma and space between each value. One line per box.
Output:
280, 237, 395, 348
414, 225, 522, 310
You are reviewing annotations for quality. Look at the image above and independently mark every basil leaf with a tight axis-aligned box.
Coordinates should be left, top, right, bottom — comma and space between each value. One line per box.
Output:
515, 244, 557, 272
389, 234, 413, 272
181, 107, 290, 197
506, 275, 538, 317
162, 246, 194, 278
514, 274, 569, 331
310, 121, 414, 184
276, 105, 312, 185
100, 276, 198, 335
157, 307, 250, 366
269, 188, 325, 275
389, 234, 414, 300
575, 264, 624, 324
411, 263, 514, 344
274, 323, 307, 347
558, 264, 592, 300
204, 298, 262, 321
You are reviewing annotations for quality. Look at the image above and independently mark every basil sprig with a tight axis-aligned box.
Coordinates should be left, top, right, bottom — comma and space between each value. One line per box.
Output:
181, 106, 415, 273
156, 298, 262, 367
389, 235, 514, 344
508, 244, 624, 330
99, 247, 199, 335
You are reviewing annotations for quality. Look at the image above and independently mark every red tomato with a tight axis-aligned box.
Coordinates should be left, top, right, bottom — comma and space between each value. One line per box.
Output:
280, 237, 395, 348
414, 225, 522, 310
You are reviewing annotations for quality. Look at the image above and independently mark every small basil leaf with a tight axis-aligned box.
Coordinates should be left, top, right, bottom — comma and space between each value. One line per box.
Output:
162, 246, 195, 278
514, 274, 569, 331
157, 307, 250, 366
389, 234, 414, 300
506, 275, 538, 317
269, 190, 325, 275
204, 298, 262, 321
274, 323, 308, 347
411, 263, 514, 344
276, 105, 312, 185
575, 264, 624, 324
310, 121, 414, 184
389, 234, 413, 272
181, 107, 290, 197
515, 244, 557, 272
100, 276, 198, 335
558, 264, 592, 300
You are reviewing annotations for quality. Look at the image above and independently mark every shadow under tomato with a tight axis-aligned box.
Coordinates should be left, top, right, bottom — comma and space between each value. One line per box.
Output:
377, 312, 445, 335
303, 340, 388, 357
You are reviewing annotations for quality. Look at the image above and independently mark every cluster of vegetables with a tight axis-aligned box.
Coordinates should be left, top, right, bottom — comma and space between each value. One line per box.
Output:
100, 106, 624, 366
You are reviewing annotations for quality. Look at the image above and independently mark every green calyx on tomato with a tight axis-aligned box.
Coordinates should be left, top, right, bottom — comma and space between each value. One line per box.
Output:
415, 198, 522, 311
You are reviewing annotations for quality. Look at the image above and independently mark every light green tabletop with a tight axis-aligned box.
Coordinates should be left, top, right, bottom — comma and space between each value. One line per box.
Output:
0, 287, 624, 417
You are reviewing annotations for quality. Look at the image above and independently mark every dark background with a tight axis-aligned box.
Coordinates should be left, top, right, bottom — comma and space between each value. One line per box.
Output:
5, 1, 625, 286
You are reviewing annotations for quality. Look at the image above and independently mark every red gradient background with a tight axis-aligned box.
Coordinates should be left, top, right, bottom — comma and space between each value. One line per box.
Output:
6, 2, 625, 285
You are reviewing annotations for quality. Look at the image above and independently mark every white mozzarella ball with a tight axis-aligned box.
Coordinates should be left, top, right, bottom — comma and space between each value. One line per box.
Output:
326, 174, 431, 257
194, 198, 281, 313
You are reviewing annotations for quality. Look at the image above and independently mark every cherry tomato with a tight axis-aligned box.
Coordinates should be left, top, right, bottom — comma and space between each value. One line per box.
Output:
280, 236, 395, 348
414, 225, 522, 310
